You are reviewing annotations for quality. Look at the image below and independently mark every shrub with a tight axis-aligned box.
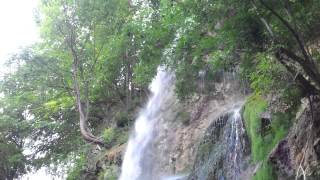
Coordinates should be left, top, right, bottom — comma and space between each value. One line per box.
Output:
103, 128, 116, 145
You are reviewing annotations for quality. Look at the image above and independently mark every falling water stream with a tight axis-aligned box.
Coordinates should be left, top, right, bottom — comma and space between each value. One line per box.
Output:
228, 108, 245, 180
119, 68, 176, 180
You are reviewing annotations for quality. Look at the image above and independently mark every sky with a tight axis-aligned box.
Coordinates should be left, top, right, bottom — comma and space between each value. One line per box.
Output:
0, 0, 39, 76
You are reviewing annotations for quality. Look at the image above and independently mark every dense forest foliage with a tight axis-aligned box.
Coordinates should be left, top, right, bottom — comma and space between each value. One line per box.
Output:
1, 0, 320, 179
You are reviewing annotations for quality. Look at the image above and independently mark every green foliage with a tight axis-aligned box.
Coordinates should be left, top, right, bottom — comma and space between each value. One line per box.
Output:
0, 139, 26, 179
244, 95, 293, 161
281, 86, 302, 108
66, 155, 86, 180
175, 63, 198, 100
244, 94, 295, 179
103, 127, 128, 146
249, 53, 287, 94
243, 94, 268, 162
103, 128, 116, 145
133, 61, 158, 88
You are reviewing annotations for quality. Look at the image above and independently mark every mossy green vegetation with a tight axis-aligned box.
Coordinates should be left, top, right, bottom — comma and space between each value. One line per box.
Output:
244, 94, 295, 180
243, 94, 268, 162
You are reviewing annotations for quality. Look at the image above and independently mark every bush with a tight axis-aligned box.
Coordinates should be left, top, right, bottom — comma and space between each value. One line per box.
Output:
103, 128, 116, 145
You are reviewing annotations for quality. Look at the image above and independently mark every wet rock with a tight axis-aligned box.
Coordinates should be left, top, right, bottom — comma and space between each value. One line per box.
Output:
187, 108, 251, 180
269, 96, 320, 179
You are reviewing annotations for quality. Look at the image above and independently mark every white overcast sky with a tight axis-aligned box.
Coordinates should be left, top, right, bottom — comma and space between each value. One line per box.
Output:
0, 0, 39, 76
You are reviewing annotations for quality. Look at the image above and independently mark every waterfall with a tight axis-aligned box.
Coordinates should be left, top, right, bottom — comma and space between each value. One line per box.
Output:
119, 67, 175, 180
228, 108, 245, 180
187, 105, 248, 180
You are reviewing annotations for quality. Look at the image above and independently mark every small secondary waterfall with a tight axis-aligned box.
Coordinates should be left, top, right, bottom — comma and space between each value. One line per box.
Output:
119, 68, 175, 180
188, 105, 248, 180
227, 108, 245, 180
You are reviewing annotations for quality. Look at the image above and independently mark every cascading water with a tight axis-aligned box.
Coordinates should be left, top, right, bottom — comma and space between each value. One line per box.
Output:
227, 108, 245, 180
119, 67, 175, 180
187, 105, 249, 180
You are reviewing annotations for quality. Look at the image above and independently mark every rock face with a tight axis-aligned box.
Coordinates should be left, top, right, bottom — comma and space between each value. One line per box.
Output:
153, 95, 245, 176
149, 72, 246, 177
269, 96, 320, 179
187, 109, 251, 180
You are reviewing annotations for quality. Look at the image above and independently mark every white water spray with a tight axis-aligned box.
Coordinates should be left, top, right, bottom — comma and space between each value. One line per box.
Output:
119, 68, 175, 180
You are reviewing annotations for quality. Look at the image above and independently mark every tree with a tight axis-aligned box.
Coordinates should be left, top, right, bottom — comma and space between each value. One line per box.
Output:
251, 0, 320, 94
38, 0, 130, 145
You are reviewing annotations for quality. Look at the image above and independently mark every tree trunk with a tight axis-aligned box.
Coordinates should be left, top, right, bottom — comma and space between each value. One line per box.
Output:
71, 58, 104, 146
69, 37, 104, 146
275, 48, 320, 94
61, 2, 104, 146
